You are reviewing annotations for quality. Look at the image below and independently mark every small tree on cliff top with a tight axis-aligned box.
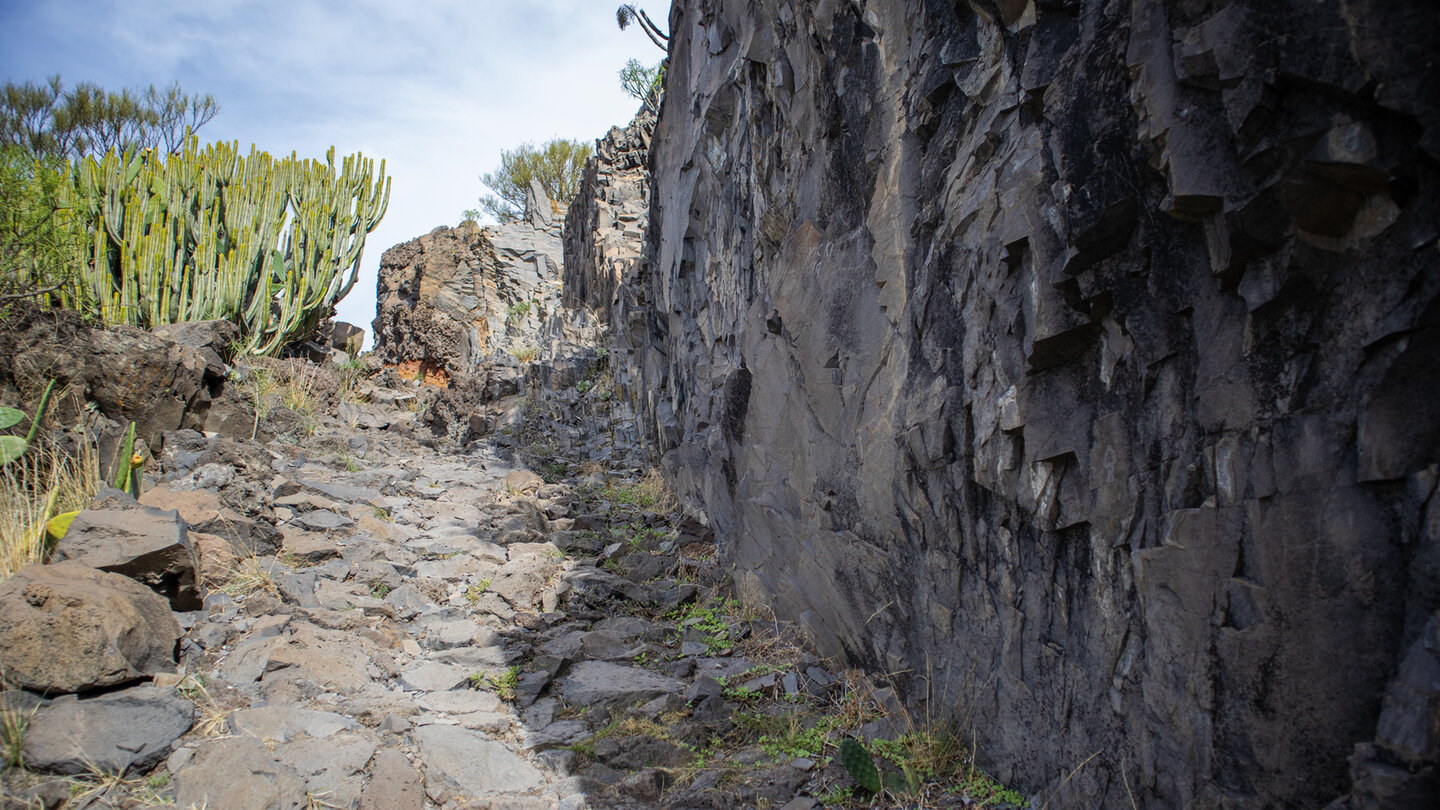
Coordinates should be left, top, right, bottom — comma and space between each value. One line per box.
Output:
477, 138, 592, 224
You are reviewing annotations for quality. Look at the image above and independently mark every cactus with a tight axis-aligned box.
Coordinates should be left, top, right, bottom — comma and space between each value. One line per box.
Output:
61, 137, 390, 356
0, 380, 57, 466
109, 421, 143, 498
838, 738, 882, 794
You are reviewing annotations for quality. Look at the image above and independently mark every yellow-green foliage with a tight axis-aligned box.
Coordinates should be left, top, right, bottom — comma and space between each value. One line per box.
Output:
1, 438, 100, 580
58, 137, 390, 356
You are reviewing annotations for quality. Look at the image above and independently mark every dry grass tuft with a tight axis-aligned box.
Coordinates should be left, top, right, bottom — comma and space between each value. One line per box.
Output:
0, 437, 100, 580
219, 555, 280, 598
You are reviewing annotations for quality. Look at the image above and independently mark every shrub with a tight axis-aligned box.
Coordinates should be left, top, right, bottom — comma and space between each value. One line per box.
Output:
476, 138, 591, 223
1, 75, 219, 159
619, 58, 665, 106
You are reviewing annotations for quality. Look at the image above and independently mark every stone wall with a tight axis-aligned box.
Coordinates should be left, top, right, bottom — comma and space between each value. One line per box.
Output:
609, 1, 1440, 807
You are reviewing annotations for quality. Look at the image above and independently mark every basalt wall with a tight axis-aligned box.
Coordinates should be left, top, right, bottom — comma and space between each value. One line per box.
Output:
615, 0, 1440, 807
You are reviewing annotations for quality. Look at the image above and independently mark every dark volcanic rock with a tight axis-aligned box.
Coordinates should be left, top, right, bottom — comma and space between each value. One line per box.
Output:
0, 305, 227, 449
52, 501, 201, 610
563, 105, 655, 316
22, 685, 193, 775
559, 1, 1440, 807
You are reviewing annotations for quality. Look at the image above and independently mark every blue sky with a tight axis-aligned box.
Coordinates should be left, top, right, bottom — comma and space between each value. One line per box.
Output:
0, 0, 660, 346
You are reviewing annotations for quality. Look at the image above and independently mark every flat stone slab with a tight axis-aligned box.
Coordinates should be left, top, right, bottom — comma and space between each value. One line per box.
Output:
416, 690, 504, 715
560, 661, 686, 711
399, 661, 470, 692
230, 706, 357, 743
23, 686, 192, 775
173, 737, 306, 810
300, 479, 384, 505
359, 748, 424, 810
415, 725, 544, 795
278, 732, 376, 809
296, 509, 354, 530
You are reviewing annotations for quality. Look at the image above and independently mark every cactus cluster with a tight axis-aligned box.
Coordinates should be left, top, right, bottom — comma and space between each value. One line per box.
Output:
60, 137, 389, 355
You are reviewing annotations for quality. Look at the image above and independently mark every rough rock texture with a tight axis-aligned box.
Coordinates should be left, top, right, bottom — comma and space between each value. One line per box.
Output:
22, 685, 193, 775
563, 105, 657, 316
173, 737, 307, 810
372, 197, 564, 376
0, 562, 180, 694
594, 1, 1440, 807
52, 502, 201, 611
0, 305, 231, 449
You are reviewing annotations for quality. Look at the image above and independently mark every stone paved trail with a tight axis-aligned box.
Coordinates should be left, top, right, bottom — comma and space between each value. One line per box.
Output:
3, 365, 992, 810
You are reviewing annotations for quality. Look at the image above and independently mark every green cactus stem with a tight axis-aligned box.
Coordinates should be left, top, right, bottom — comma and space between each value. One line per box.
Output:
62, 137, 390, 357
0, 379, 58, 466
838, 738, 882, 794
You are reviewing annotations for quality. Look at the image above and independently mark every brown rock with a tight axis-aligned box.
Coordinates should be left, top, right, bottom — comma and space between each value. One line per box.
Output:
141, 485, 277, 556
371, 221, 563, 376
503, 469, 545, 494
190, 531, 237, 588
358, 748, 423, 810
0, 562, 180, 694
279, 528, 342, 564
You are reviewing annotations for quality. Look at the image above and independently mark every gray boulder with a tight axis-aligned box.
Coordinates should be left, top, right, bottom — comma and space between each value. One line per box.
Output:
559, 661, 685, 711
0, 562, 180, 694
22, 686, 192, 774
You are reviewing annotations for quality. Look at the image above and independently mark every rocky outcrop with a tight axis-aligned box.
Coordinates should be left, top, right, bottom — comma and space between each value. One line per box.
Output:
0, 305, 234, 450
563, 106, 656, 316
371, 202, 564, 378
595, 1, 1440, 807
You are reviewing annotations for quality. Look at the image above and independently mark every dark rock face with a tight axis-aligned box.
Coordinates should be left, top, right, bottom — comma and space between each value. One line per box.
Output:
619, 1, 1440, 807
563, 106, 656, 316
52, 500, 202, 611
371, 217, 563, 377
0, 305, 231, 449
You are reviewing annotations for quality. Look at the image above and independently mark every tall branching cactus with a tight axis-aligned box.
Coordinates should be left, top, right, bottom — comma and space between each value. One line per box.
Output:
61, 137, 389, 355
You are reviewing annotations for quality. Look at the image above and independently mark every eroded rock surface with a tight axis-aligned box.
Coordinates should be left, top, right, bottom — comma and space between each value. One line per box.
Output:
0, 561, 180, 694
372, 200, 564, 378
559, 1, 1440, 807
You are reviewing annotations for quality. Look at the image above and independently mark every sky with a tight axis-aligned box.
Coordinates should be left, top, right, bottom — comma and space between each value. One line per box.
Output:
0, 0, 659, 349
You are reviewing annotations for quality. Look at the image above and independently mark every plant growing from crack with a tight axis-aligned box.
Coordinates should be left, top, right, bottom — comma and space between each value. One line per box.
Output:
469, 666, 519, 701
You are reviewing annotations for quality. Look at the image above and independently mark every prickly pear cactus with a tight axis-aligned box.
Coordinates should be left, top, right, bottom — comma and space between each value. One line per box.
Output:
838, 738, 882, 793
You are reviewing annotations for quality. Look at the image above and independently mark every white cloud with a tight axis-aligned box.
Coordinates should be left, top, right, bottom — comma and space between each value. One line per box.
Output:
0, 0, 663, 346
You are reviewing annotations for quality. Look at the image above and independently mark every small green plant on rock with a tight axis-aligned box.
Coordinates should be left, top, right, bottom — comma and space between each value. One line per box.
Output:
511, 344, 539, 364
0, 379, 55, 466
470, 666, 520, 701
369, 582, 391, 599
466, 578, 492, 603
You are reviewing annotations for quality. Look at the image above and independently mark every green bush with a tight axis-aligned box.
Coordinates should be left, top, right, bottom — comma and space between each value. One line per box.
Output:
619, 58, 665, 105
1, 75, 219, 159
477, 138, 591, 223
0, 146, 88, 305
